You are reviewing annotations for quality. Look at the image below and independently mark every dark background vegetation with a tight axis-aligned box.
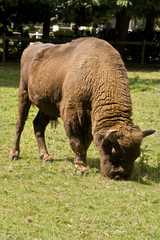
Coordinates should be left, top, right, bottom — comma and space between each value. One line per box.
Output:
0, 0, 160, 63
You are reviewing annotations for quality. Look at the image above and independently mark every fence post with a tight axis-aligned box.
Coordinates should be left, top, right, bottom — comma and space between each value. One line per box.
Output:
141, 39, 146, 65
2, 33, 6, 63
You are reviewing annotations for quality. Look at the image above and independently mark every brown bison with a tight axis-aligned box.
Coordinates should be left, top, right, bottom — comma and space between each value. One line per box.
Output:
10, 37, 155, 180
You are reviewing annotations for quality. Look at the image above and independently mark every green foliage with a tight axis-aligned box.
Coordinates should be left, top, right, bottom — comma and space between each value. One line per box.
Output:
61, 0, 98, 27
0, 62, 160, 239
0, 0, 61, 34
1, 0, 160, 42
117, 0, 132, 7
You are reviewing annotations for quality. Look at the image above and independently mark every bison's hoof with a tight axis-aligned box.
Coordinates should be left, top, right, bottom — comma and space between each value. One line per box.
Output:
40, 152, 53, 163
10, 155, 19, 161
9, 151, 19, 161
42, 156, 53, 163
75, 164, 87, 176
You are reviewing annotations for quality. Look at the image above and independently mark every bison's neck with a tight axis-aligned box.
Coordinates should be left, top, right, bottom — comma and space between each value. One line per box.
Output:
91, 65, 132, 134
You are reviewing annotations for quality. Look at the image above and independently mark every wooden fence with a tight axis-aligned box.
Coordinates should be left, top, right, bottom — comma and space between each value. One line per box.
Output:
0, 34, 160, 64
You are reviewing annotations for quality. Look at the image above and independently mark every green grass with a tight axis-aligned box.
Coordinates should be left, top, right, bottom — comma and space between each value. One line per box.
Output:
0, 63, 160, 240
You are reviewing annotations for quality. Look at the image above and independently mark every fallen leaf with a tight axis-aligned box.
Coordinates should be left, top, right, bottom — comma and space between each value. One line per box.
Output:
7, 165, 12, 172
25, 216, 33, 224
67, 224, 72, 228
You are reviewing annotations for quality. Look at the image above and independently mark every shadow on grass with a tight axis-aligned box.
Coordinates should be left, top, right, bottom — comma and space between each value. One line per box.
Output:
67, 157, 160, 184
67, 157, 100, 172
132, 161, 160, 184
0, 62, 20, 88
126, 63, 160, 71
129, 76, 160, 91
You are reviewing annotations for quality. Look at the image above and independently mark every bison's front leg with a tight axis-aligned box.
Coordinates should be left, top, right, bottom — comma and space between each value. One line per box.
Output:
70, 137, 88, 174
63, 117, 92, 175
33, 111, 53, 162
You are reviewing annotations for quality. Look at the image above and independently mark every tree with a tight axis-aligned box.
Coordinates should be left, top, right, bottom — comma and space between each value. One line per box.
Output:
60, 0, 99, 34
16, 0, 59, 39
1, 0, 160, 41
0, 0, 61, 38
94, 0, 160, 41
131, 0, 160, 40
0, 0, 18, 34
98, 0, 132, 41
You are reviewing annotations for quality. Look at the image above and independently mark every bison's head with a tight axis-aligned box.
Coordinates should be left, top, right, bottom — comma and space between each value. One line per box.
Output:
95, 127, 155, 180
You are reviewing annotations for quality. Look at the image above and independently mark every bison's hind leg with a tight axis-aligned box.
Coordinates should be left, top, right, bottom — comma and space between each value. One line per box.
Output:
10, 89, 31, 161
33, 110, 53, 162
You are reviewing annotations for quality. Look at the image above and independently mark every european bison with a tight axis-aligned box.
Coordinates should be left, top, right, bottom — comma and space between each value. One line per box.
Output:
10, 37, 155, 180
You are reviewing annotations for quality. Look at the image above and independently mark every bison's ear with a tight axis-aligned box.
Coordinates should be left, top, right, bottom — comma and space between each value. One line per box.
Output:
142, 130, 156, 138
94, 133, 105, 147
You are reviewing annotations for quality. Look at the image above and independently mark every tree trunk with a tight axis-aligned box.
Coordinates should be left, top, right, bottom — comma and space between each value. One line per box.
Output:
144, 14, 155, 40
115, 7, 130, 56
43, 15, 50, 39
115, 8, 130, 41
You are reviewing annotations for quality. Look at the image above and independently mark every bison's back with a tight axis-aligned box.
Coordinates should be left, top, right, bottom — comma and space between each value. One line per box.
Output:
21, 38, 130, 122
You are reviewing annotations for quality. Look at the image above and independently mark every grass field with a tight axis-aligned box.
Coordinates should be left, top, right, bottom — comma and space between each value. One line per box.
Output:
0, 62, 160, 240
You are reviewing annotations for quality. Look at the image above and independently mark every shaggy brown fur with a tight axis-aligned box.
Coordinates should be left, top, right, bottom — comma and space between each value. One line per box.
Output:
10, 37, 154, 180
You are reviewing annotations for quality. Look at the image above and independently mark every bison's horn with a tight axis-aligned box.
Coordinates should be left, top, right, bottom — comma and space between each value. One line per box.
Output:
106, 129, 118, 143
106, 130, 125, 159
142, 130, 156, 138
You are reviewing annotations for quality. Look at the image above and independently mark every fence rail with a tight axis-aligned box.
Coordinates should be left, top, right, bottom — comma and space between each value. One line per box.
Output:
1, 34, 160, 64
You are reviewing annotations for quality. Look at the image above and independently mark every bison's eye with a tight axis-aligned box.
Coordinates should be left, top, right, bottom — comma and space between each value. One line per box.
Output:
111, 147, 124, 163
111, 147, 119, 162
112, 147, 116, 155
111, 147, 120, 159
